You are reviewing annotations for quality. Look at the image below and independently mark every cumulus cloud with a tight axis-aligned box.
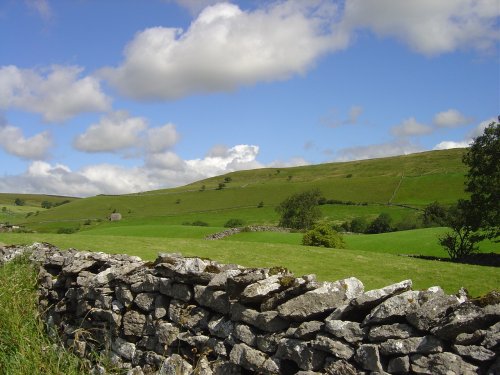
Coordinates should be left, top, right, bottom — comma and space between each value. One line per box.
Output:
433, 140, 471, 150
0, 65, 110, 123
336, 140, 423, 161
433, 117, 496, 150
341, 0, 500, 55
170, 0, 222, 14
433, 109, 472, 128
391, 117, 433, 137
145, 123, 180, 153
101, 1, 343, 99
268, 157, 310, 168
0, 124, 52, 159
0, 143, 264, 196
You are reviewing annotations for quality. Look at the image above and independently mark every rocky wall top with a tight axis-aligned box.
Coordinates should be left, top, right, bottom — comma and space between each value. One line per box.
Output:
1, 243, 499, 374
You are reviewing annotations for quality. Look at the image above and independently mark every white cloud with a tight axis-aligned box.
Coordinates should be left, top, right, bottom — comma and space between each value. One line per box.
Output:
391, 117, 433, 137
341, 0, 500, 55
268, 157, 310, 168
468, 117, 496, 138
0, 124, 52, 159
433, 109, 472, 128
0, 143, 264, 196
323, 105, 364, 127
434, 140, 471, 150
74, 111, 148, 153
146, 123, 180, 153
336, 140, 423, 161
101, 2, 343, 99
0, 65, 111, 123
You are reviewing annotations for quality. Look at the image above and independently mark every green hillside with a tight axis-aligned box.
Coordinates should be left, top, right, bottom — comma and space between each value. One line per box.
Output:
11, 149, 467, 232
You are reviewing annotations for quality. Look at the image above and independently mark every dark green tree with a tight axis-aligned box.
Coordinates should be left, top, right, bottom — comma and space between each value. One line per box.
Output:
366, 213, 392, 234
462, 121, 499, 240
276, 189, 322, 230
422, 201, 448, 227
14, 198, 25, 206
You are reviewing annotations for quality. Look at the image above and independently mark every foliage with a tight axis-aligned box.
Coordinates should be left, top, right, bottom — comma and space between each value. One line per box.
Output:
439, 201, 483, 259
14, 198, 25, 206
366, 213, 393, 234
276, 189, 322, 230
462, 121, 499, 240
349, 217, 369, 233
394, 214, 422, 231
41, 200, 53, 209
302, 222, 345, 248
57, 227, 78, 234
216, 183, 226, 190
422, 201, 448, 227
257, 201, 264, 208
191, 220, 209, 227
224, 218, 245, 228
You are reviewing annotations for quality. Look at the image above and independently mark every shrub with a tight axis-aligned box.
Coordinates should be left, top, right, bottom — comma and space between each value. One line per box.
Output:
302, 222, 345, 248
350, 217, 368, 233
257, 201, 264, 208
276, 189, 322, 230
422, 201, 448, 227
224, 218, 245, 228
366, 213, 392, 234
14, 198, 25, 206
57, 227, 77, 234
191, 220, 209, 227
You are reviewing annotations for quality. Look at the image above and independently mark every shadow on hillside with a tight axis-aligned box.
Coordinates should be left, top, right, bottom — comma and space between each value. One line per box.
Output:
403, 252, 500, 268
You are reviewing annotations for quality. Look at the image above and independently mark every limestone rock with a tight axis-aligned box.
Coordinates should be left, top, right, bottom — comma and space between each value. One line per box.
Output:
325, 320, 367, 343
194, 285, 230, 314
134, 293, 155, 312
355, 344, 384, 372
240, 275, 282, 303
276, 338, 326, 371
362, 290, 420, 326
452, 344, 496, 362
379, 336, 443, 356
158, 354, 193, 375
311, 333, 355, 360
229, 343, 279, 374
368, 323, 418, 342
410, 352, 478, 375
123, 310, 146, 337
112, 337, 136, 361
387, 356, 410, 374
406, 291, 460, 331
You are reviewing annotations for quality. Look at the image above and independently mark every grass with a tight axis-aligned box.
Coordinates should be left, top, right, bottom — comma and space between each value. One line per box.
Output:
1, 232, 498, 297
0, 256, 89, 375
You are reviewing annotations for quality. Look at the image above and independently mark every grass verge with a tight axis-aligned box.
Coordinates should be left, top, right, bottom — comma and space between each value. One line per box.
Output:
0, 256, 89, 375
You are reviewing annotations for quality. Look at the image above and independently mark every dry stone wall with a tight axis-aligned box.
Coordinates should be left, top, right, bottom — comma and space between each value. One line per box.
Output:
1, 243, 499, 374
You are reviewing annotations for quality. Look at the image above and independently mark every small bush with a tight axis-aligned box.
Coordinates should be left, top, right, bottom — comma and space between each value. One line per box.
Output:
57, 227, 78, 234
191, 220, 209, 227
224, 218, 245, 228
349, 217, 368, 233
366, 213, 393, 234
302, 222, 345, 248
257, 201, 264, 208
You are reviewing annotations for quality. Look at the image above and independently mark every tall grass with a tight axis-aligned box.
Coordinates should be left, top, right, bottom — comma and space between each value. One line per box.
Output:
0, 257, 89, 375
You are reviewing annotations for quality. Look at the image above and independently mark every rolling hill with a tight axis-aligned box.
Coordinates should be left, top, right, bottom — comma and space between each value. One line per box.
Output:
10, 148, 467, 232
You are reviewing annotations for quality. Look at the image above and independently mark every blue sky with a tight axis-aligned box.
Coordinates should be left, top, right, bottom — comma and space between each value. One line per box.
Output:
0, 0, 498, 196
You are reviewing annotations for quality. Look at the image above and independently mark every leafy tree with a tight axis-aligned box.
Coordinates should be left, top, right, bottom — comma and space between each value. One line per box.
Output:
1, 207, 6, 212
422, 201, 448, 227
276, 189, 322, 230
350, 217, 368, 233
462, 121, 499, 240
302, 222, 345, 248
439, 201, 483, 260
224, 218, 245, 228
366, 213, 392, 234
14, 198, 25, 206
41, 200, 53, 209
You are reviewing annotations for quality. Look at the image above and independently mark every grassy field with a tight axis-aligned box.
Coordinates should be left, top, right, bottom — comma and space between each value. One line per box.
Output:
1, 231, 498, 297
12, 149, 466, 233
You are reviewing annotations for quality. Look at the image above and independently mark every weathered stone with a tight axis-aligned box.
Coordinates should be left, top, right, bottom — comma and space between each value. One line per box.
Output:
207, 268, 242, 290
387, 356, 410, 374
355, 344, 383, 372
134, 292, 156, 312
454, 330, 486, 345
131, 274, 160, 293
212, 362, 242, 375
194, 285, 230, 314
256, 310, 289, 332
261, 275, 317, 311
406, 291, 460, 331
208, 315, 235, 339
229, 343, 279, 374
351, 279, 412, 309
410, 352, 478, 375
226, 269, 268, 299
256, 333, 283, 354
155, 257, 212, 285
287, 321, 324, 340
276, 338, 326, 371
482, 321, 500, 349
323, 359, 358, 375
156, 321, 179, 345
311, 333, 355, 360
234, 323, 257, 346
325, 320, 367, 343
379, 336, 443, 356
159, 279, 192, 302
153, 294, 169, 319
452, 344, 496, 362
158, 354, 193, 375
431, 302, 497, 340
123, 310, 146, 337
116, 286, 134, 307
177, 332, 210, 348
278, 278, 363, 321
137, 336, 157, 351
112, 337, 136, 360
240, 275, 282, 303
368, 323, 418, 342
362, 290, 421, 326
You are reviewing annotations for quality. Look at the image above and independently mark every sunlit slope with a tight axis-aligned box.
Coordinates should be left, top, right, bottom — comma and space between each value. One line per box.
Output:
17, 149, 467, 227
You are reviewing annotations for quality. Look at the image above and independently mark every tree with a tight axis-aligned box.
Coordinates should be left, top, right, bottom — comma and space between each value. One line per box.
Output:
422, 201, 448, 227
302, 222, 345, 248
366, 213, 392, 234
41, 200, 53, 209
462, 121, 499, 240
14, 198, 25, 206
276, 189, 322, 230
439, 201, 483, 260
350, 217, 368, 233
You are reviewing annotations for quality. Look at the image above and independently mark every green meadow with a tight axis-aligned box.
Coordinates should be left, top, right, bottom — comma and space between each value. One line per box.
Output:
1, 149, 498, 298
